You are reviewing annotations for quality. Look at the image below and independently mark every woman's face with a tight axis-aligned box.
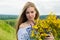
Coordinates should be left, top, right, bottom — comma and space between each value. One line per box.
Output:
26, 6, 36, 21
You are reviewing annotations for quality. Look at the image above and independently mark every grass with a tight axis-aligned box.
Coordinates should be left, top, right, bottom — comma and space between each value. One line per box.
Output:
0, 20, 16, 40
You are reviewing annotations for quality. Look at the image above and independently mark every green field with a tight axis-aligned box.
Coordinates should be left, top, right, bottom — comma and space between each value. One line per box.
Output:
0, 20, 16, 40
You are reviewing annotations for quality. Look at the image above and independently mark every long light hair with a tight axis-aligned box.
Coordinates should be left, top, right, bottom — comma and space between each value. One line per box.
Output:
16, 2, 39, 40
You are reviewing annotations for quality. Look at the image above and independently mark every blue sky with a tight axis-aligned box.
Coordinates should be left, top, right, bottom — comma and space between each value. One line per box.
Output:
0, 0, 60, 15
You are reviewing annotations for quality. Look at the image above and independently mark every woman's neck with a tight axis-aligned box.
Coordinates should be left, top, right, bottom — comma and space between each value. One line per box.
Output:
26, 20, 35, 26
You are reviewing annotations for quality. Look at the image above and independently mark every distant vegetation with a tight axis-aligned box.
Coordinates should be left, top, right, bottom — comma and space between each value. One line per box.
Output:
0, 15, 60, 20
0, 15, 18, 20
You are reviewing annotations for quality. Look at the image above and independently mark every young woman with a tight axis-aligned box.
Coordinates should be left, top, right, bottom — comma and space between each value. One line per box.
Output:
16, 2, 54, 40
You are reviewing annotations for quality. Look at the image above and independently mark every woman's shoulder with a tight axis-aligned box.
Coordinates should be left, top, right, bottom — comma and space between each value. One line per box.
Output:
19, 23, 25, 28
19, 22, 29, 29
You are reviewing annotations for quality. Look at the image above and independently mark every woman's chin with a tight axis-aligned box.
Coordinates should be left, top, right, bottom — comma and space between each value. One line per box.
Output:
29, 19, 34, 21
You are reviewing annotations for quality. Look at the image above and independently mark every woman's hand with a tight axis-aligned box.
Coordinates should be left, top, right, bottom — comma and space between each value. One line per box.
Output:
44, 34, 54, 40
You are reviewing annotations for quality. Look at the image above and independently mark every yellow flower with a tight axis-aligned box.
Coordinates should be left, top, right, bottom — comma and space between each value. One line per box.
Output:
43, 33, 48, 37
32, 25, 38, 29
30, 33, 35, 37
39, 38, 42, 40
30, 12, 60, 40
41, 33, 44, 36
30, 30, 35, 37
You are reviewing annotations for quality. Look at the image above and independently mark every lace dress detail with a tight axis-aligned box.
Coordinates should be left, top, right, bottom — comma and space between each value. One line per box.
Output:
17, 25, 32, 40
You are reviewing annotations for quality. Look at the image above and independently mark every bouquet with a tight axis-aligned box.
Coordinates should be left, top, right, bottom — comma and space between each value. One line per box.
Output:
30, 12, 60, 40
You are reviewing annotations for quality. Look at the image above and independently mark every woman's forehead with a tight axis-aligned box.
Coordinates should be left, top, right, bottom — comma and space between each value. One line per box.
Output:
26, 7, 35, 12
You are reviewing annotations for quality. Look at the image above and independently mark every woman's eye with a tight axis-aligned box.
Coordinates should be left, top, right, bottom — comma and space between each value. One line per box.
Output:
26, 12, 29, 14
31, 11, 34, 13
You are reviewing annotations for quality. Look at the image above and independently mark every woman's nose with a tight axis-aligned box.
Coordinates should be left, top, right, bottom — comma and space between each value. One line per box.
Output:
29, 13, 32, 16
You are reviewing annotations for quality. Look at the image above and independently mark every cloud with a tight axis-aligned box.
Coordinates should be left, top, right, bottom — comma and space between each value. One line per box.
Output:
0, 0, 60, 15
35, 0, 60, 15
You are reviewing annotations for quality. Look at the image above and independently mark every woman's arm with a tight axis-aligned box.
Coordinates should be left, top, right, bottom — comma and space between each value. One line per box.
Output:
17, 23, 30, 40
17, 28, 26, 40
17, 24, 26, 40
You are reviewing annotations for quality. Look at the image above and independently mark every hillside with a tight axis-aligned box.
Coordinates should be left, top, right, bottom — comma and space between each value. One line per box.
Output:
0, 20, 16, 40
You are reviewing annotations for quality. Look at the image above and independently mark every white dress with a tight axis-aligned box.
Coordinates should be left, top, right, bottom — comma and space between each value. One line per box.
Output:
17, 24, 32, 40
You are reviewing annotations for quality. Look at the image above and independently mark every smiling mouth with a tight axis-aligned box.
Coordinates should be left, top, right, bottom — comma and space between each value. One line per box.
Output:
29, 17, 32, 18
29, 16, 33, 18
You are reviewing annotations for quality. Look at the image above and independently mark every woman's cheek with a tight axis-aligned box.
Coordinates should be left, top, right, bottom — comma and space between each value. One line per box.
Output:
26, 15, 29, 19
32, 14, 36, 18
